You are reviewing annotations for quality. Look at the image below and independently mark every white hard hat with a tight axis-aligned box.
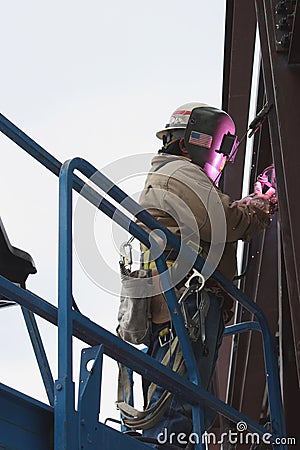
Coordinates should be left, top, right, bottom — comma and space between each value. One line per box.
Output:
156, 102, 209, 139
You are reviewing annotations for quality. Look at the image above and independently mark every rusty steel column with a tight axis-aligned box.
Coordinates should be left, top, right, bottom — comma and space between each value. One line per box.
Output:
256, 0, 300, 382
222, 0, 257, 200
217, 0, 258, 409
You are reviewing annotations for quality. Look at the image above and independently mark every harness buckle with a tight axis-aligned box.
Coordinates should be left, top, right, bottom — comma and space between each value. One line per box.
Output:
158, 327, 174, 347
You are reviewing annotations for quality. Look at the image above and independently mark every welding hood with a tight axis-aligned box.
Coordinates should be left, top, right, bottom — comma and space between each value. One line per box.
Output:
184, 106, 238, 181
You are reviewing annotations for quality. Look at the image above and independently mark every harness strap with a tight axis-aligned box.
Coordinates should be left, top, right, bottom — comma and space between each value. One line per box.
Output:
140, 244, 178, 271
141, 244, 234, 319
116, 336, 185, 430
146, 335, 183, 406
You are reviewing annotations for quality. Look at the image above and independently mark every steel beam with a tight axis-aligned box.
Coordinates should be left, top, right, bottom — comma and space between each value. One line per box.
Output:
256, 0, 300, 381
278, 240, 300, 443
238, 219, 279, 421
288, 0, 300, 64
222, 0, 257, 200
217, 0, 257, 409
226, 116, 279, 425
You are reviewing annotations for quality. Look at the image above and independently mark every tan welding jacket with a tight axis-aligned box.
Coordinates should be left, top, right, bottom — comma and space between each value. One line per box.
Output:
138, 154, 270, 281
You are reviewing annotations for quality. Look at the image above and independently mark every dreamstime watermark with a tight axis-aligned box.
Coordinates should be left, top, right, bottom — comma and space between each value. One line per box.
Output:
73, 153, 228, 296
157, 421, 296, 447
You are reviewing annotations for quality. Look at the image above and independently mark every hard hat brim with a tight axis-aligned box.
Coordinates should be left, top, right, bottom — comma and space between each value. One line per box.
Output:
156, 126, 186, 140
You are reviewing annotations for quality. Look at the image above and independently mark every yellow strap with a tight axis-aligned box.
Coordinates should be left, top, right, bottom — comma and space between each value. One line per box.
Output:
147, 260, 175, 270
140, 244, 177, 270
159, 327, 170, 338
141, 244, 150, 269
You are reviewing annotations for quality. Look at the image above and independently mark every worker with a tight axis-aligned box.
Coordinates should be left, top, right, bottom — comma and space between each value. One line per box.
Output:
137, 102, 277, 449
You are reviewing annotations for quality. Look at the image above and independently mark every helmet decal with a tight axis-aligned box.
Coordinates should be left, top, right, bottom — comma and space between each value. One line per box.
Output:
188, 131, 213, 149
156, 102, 209, 139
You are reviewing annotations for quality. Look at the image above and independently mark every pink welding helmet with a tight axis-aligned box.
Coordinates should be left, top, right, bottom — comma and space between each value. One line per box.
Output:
184, 105, 237, 181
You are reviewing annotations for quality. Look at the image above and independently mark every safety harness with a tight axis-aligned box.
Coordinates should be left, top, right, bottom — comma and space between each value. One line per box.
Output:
116, 241, 210, 430
116, 239, 232, 430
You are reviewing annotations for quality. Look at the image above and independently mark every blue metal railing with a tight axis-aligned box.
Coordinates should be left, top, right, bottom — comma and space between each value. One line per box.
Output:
58, 157, 205, 448
0, 113, 287, 449
21, 306, 55, 405
66, 158, 286, 439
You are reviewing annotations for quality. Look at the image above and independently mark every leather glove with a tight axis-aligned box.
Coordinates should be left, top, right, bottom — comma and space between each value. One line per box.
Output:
253, 181, 278, 214
235, 181, 278, 214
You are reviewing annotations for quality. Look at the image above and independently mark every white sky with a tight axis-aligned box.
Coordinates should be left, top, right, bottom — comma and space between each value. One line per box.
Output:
0, 0, 226, 424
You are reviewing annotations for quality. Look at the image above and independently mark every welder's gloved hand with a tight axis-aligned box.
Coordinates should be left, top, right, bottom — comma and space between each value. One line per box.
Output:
253, 181, 278, 214
236, 181, 278, 214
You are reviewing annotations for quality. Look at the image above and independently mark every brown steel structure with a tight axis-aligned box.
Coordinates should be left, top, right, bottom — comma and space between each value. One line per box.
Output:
214, 0, 300, 446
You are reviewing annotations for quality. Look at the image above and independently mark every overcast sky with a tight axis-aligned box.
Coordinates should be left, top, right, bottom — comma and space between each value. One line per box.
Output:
0, 0, 226, 423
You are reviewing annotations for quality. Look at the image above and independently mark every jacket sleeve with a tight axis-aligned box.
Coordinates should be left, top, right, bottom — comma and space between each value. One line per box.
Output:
220, 192, 270, 242
163, 174, 270, 244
